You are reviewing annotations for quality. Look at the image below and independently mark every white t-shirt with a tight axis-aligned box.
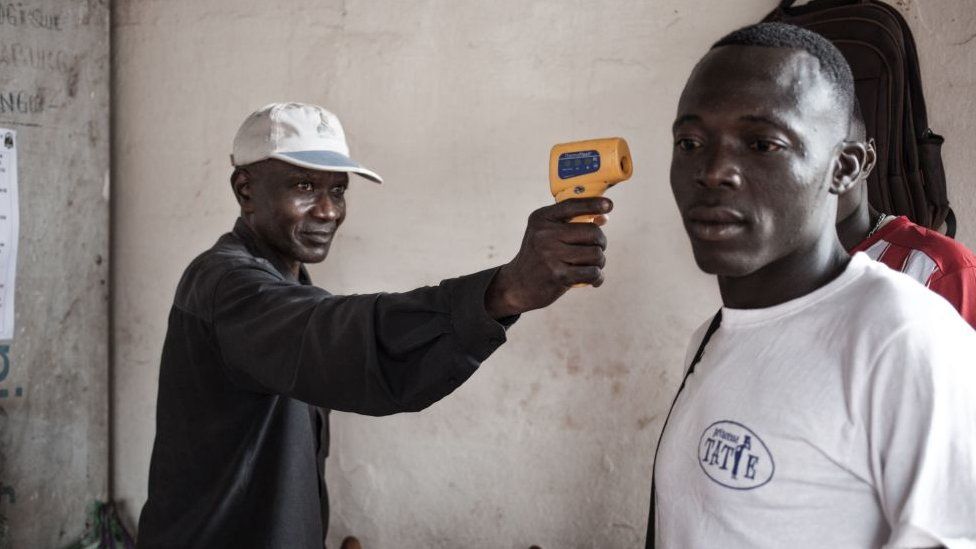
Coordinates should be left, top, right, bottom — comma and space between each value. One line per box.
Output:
654, 253, 976, 549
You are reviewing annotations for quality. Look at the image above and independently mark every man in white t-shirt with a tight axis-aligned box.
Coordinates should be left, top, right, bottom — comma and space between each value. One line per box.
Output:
647, 22, 976, 549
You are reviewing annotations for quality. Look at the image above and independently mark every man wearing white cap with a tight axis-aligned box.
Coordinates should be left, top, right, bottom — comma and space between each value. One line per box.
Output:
137, 103, 612, 548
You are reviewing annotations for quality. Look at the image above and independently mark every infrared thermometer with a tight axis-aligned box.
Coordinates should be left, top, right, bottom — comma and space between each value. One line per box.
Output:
549, 137, 633, 223
549, 137, 633, 287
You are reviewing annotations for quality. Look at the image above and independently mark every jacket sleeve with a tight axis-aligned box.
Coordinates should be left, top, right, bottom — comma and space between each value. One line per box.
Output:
211, 265, 514, 415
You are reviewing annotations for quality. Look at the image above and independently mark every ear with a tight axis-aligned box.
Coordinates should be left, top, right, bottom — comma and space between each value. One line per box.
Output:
861, 138, 877, 182
230, 168, 256, 213
830, 141, 869, 196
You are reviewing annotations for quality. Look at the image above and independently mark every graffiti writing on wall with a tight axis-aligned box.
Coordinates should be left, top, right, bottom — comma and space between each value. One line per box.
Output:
0, 90, 45, 115
0, 345, 22, 399
0, 41, 80, 74
0, 4, 63, 31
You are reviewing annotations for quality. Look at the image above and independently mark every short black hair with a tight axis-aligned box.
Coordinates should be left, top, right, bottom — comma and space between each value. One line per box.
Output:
849, 98, 866, 141
712, 22, 855, 119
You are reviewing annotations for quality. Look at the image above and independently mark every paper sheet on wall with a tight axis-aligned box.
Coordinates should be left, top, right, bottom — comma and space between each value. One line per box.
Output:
0, 129, 18, 340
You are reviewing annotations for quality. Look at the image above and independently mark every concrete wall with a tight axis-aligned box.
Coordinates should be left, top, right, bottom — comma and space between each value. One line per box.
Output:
0, 1, 110, 547
111, 1, 976, 547
912, 0, 976, 247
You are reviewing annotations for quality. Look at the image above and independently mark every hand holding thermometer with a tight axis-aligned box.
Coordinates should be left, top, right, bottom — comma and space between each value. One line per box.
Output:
548, 137, 633, 287
482, 142, 623, 309
549, 137, 633, 223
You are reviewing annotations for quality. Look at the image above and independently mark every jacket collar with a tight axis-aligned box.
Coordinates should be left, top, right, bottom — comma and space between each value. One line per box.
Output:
232, 217, 311, 285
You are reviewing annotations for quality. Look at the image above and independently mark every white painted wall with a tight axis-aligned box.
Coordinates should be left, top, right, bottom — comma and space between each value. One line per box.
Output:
111, 1, 976, 547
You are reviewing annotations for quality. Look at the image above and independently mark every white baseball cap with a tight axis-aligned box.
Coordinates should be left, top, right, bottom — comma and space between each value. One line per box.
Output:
231, 102, 383, 183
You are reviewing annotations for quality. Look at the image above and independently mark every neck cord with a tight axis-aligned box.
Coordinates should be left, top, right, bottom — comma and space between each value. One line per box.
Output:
867, 212, 889, 239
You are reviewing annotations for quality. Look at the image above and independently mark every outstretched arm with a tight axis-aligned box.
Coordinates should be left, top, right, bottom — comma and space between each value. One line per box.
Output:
214, 197, 612, 415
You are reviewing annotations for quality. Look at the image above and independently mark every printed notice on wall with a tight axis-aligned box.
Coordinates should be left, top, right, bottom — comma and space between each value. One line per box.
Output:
0, 129, 18, 340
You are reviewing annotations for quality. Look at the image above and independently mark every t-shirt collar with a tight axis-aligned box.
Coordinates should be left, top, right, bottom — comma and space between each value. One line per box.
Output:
720, 253, 870, 327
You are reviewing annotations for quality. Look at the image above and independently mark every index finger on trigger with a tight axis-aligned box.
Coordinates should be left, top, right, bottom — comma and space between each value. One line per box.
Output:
546, 197, 613, 222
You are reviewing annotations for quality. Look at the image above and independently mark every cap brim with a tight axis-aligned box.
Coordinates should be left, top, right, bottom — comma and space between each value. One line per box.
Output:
270, 150, 383, 183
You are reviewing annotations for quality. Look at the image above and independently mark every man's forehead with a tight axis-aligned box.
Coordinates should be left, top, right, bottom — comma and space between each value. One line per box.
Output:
677, 45, 834, 121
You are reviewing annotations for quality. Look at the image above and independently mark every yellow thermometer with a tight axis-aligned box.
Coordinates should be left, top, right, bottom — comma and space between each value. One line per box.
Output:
549, 137, 633, 223
549, 137, 633, 287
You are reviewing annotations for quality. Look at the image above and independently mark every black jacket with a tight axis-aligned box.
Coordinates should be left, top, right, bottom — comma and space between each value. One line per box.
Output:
137, 219, 512, 548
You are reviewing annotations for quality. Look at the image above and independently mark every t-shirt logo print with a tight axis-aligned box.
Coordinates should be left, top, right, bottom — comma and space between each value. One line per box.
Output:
698, 420, 775, 490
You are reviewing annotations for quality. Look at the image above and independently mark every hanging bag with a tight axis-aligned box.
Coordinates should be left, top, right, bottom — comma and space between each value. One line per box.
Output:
765, 0, 956, 237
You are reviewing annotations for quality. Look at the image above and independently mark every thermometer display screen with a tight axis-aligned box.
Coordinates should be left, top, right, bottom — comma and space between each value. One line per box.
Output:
558, 150, 601, 179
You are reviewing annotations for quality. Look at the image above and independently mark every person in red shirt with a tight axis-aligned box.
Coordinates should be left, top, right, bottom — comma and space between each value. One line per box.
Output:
836, 106, 976, 328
